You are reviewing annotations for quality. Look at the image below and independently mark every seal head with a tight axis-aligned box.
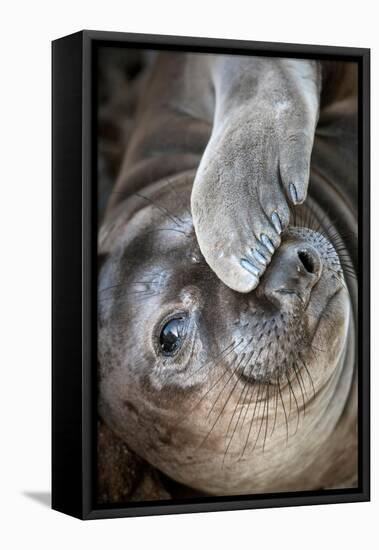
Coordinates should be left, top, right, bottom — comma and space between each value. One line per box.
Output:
98, 172, 353, 495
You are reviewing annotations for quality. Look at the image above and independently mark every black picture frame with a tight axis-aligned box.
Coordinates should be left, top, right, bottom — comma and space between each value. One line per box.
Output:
52, 30, 370, 520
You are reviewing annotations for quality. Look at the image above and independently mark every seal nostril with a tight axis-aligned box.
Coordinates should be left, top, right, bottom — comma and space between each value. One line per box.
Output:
298, 250, 315, 274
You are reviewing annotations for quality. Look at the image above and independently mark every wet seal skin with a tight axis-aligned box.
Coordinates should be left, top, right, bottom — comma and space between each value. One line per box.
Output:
98, 53, 358, 497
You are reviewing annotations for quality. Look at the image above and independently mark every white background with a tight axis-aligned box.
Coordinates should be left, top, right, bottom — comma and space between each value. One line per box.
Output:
1, 1, 377, 548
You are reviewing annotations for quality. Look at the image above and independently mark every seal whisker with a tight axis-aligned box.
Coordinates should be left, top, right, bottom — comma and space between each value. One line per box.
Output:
251, 384, 269, 454
241, 382, 264, 458
278, 381, 289, 444
247, 387, 265, 456
182, 338, 244, 384
187, 326, 198, 367
262, 384, 271, 453
134, 191, 185, 227
338, 265, 356, 281
165, 178, 193, 219
98, 282, 123, 293
197, 355, 250, 453
98, 289, 158, 303
205, 336, 255, 419
222, 351, 256, 464
298, 356, 316, 399
293, 363, 309, 416
222, 380, 251, 466
286, 372, 300, 434
145, 227, 191, 238
288, 366, 292, 413
238, 346, 265, 437
239, 385, 256, 435
224, 350, 255, 437
292, 361, 306, 417
206, 353, 245, 419
174, 342, 244, 428
294, 359, 309, 402
270, 379, 279, 437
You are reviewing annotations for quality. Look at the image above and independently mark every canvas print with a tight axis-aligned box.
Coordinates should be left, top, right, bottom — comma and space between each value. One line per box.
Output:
96, 47, 358, 504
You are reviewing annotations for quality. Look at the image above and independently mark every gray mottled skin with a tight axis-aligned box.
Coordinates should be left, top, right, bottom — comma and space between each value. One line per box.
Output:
98, 53, 357, 496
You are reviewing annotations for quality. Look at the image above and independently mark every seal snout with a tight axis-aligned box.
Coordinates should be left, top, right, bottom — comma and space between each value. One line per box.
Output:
262, 239, 322, 308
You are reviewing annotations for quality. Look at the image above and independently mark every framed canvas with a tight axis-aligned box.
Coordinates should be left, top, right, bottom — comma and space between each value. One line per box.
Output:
52, 30, 370, 520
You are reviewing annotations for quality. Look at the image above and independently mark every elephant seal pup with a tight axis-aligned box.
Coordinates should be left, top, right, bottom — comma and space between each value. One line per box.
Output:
98, 53, 357, 495
98, 174, 356, 495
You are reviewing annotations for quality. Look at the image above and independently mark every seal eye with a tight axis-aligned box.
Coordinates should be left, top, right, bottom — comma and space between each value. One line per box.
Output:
159, 317, 186, 355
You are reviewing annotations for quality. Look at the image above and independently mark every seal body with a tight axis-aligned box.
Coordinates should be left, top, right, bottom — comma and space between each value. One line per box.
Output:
98, 52, 358, 496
